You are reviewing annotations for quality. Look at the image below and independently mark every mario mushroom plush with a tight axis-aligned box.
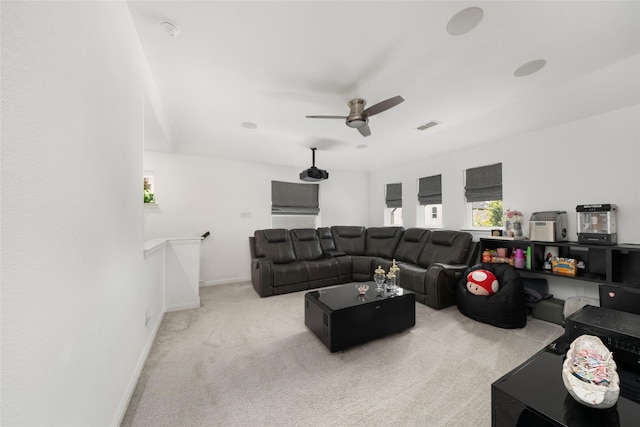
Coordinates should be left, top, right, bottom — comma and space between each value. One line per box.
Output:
466, 269, 499, 296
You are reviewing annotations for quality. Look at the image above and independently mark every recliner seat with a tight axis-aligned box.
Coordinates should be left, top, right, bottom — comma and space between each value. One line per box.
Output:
290, 228, 339, 289
252, 229, 308, 296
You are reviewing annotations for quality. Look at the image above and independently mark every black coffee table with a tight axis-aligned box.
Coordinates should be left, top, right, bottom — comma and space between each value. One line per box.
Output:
305, 283, 415, 352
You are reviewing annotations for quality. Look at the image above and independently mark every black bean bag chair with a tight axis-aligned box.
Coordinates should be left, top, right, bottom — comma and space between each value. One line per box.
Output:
456, 263, 527, 329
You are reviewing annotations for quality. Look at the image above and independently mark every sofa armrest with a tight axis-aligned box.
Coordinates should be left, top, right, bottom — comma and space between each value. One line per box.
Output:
251, 258, 274, 297
432, 263, 469, 279
424, 263, 469, 310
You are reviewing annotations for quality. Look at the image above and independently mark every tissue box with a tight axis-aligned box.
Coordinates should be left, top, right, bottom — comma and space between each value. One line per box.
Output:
552, 257, 576, 276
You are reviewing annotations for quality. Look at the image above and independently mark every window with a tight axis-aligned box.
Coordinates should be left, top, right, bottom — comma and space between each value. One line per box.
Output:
143, 170, 156, 204
464, 163, 503, 228
417, 174, 442, 227
271, 181, 319, 228
385, 183, 402, 226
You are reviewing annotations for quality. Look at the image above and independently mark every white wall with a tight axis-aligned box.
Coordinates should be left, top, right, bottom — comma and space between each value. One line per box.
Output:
1, 3, 162, 425
368, 104, 640, 298
143, 152, 368, 284
145, 105, 639, 294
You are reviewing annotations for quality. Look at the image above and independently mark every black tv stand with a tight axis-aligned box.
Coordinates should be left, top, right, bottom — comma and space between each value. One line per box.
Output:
479, 238, 640, 287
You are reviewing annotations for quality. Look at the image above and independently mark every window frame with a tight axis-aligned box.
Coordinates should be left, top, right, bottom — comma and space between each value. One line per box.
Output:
271, 180, 320, 228
384, 183, 403, 226
417, 174, 442, 228
464, 163, 503, 229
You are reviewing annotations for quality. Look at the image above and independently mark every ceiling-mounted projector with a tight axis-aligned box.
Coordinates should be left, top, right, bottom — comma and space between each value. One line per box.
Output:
300, 147, 328, 182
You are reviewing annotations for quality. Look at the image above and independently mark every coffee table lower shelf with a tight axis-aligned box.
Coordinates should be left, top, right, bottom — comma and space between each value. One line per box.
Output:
305, 284, 415, 352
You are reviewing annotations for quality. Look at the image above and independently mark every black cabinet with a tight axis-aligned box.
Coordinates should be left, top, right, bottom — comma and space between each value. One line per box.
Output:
305, 284, 415, 352
480, 238, 640, 287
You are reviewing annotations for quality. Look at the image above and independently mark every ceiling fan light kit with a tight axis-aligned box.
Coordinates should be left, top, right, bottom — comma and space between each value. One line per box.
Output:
300, 148, 329, 182
346, 99, 367, 128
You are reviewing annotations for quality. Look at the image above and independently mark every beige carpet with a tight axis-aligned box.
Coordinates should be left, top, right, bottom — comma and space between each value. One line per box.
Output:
121, 282, 564, 427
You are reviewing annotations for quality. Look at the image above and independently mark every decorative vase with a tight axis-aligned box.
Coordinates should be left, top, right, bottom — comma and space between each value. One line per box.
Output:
374, 265, 386, 291
388, 259, 400, 289
386, 272, 396, 291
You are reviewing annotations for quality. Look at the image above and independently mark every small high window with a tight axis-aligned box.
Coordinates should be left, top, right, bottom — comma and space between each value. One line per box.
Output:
385, 183, 403, 226
417, 174, 442, 228
143, 171, 156, 204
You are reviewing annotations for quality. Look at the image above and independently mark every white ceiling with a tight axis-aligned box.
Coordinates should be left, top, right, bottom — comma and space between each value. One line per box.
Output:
128, 1, 640, 173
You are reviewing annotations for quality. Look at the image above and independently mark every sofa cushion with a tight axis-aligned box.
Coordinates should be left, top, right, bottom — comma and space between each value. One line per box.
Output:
351, 255, 374, 281
417, 230, 472, 268
291, 228, 316, 241
254, 229, 296, 264
365, 227, 403, 258
316, 227, 335, 250
305, 257, 339, 281
331, 226, 366, 255
290, 228, 323, 261
431, 230, 458, 246
334, 226, 365, 238
273, 261, 308, 286
393, 228, 430, 264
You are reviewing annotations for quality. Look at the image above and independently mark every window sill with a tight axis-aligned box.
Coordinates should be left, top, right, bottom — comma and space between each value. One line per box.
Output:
461, 228, 493, 233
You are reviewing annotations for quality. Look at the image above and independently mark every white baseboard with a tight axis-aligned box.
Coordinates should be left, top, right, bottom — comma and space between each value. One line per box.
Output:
112, 278, 248, 425
200, 277, 251, 287
165, 300, 201, 312
111, 310, 165, 427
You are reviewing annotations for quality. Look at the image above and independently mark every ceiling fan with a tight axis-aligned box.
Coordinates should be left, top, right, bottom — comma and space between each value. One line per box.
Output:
306, 95, 404, 137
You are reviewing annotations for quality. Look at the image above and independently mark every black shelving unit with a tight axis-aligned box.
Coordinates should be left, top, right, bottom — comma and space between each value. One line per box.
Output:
479, 238, 640, 287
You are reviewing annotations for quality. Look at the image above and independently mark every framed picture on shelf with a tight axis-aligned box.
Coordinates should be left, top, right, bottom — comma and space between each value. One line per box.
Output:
543, 246, 559, 270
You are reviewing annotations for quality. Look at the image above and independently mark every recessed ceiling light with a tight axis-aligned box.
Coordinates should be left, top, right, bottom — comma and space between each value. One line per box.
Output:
446, 7, 484, 36
513, 59, 547, 77
241, 122, 257, 129
160, 21, 180, 38
356, 144, 367, 149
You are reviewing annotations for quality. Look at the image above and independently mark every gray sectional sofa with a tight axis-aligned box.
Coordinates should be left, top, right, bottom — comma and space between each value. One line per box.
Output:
249, 226, 479, 309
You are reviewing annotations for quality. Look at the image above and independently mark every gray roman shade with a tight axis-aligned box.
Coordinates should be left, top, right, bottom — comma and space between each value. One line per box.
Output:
417, 174, 442, 205
271, 181, 319, 215
465, 163, 502, 202
385, 183, 402, 208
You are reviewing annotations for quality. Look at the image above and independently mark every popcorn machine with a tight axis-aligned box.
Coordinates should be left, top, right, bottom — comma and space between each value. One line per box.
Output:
576, 204, 617, 245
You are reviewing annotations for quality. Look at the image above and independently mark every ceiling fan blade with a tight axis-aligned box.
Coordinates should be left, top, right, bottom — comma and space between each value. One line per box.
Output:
364, 95, 404, 117
358, 124, 371, 137
306, 115, 347, 119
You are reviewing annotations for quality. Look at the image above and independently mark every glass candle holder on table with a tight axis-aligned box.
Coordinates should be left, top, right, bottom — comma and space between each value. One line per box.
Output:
386, 272, 397, 292
374, 265, 386, 291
